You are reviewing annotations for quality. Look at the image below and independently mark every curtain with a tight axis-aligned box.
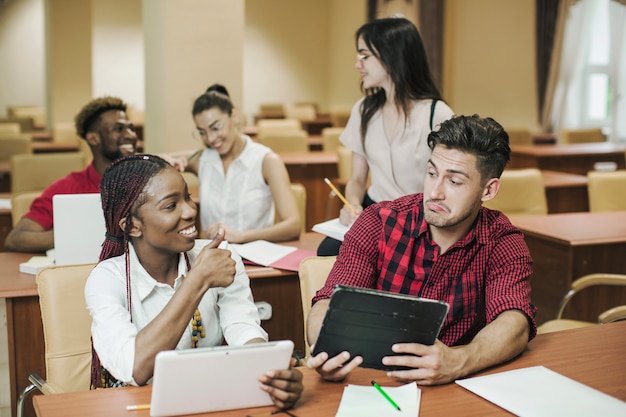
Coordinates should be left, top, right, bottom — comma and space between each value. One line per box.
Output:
536, 1, 560, 121
608, 0, 626, 142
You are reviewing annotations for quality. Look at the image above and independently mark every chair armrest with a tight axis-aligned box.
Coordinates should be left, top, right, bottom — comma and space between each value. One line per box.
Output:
28, 373, 60, 395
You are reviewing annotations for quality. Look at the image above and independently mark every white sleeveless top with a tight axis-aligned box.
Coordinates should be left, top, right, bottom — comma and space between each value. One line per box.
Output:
198, 135, 274, 232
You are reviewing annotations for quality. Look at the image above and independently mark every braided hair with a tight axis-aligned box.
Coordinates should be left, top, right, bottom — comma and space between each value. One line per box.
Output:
91, 154, 170, 389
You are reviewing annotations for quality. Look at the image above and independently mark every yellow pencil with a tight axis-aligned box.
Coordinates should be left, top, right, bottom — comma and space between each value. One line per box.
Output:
324, 177, 355, 213
126, 404, 150, 411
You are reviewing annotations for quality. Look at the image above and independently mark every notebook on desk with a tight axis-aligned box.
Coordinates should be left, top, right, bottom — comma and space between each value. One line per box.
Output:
52, 193, 106, 266
149, 340, 294, 417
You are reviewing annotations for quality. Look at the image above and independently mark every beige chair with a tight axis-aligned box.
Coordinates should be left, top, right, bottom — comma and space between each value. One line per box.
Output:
298, 256, 336, 356
52, 122, 80, 145
560, 128, 604, 144
8, 105, 46, 130
587, 170, 626, 212
181, 171, 200, 198
11, 191, 42, 226
11, 152, 86, 193
598, 305, 626, 324
256, 118, 302, 134
17, 263, 95, 417
483, 168, 548, 216
329, 106, 351, 128
275, 183, 307, 233
0, 122, 21, 134
285, 104, 317, 122
325, 146, 353, 219
258, 103, 285, 119
506, 128, 533, 146
0, 116, 35, 132
256, 130, 309, 153
321, 127, 344, 152
538, 273, 626, 334
0, 133, 32, 161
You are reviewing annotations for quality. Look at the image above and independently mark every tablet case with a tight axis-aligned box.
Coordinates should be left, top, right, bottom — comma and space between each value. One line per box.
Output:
150, 340, 294, 416
312, 285, 449, 370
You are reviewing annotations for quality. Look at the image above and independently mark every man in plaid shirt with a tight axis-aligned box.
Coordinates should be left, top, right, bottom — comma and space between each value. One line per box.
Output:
307, 115, 536, 386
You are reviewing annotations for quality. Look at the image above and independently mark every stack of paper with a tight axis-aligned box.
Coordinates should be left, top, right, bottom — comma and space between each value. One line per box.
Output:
312, 218, 350, 242
230, 240, 315, 272
335, 382, 420, 417
19, 255, 55, 275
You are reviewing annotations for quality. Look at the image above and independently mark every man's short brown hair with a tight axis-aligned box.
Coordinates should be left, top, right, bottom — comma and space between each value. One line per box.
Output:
74, 96, 127, 139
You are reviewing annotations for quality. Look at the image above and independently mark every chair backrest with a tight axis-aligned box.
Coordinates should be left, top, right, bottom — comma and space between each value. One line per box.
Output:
256, 118, 302, 133
11, 152, 86, 193
336, 146, 352, 183
329, 107, 351, 128
36, 263, 96, 393
560, 128, 604, 144
505, 128, 533, 145
0, 122, 21, 134
298, 256, 336, 356
482, 168, 548, 216
11, 191, 41, 226
275, 183, 307, 233
52, 122, 80, 145
321, 127, 344, 152
256, 130, 309, 153
0, 116, 35, 132
285, 104, 316, 122
258, 103, 286, 119
7, 105, 46, 129
587, 170, 626, 212
0, 133, 32, 161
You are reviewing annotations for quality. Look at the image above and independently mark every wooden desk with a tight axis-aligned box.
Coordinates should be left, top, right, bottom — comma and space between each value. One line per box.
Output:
0, 233, 323, 417
32, 321, 626, 417
279, 152, 338, 231
510, 211, 626, 324
509, 143, 626, 175
0, 161, 10, 193
541, 170, 589, 213
31, 142, 80, 153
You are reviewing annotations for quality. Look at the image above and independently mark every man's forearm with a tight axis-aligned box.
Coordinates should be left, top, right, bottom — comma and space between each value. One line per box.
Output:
306, 299, 330, 348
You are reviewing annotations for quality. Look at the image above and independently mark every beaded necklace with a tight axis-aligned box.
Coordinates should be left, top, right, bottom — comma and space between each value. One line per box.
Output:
184, 254, 206, 348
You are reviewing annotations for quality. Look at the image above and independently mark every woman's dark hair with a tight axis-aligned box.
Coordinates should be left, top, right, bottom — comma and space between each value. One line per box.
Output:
99, 154, 171, 261
206, 83, 230, 97
357, 17, 442, 142
427, 115, 511, 183
193, 84, 233, 117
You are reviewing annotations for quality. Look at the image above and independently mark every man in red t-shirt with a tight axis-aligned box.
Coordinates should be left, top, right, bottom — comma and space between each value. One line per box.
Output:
5, 97, 139, 252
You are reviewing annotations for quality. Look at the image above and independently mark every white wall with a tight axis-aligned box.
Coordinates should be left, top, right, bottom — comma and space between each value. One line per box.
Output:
0, 0, 45, 117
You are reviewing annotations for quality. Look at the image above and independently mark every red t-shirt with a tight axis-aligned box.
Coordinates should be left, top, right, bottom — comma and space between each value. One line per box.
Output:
24, 163, 101, 230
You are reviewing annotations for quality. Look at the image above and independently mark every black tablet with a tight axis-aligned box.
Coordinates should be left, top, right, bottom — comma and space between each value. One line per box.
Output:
312, 285, 449, 370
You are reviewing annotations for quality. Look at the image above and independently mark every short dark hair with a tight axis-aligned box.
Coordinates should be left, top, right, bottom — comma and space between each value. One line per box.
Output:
427, 115, 511, 182
74, 96, 127, 139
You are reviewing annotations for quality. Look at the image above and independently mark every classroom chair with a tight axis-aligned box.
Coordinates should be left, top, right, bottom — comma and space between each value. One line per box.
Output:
329, 106, 351, 128
0, 122, 21, 134
597, 305, 626, 324
285, 104, 317, 122
325, 146, 353, 219
537, 273, 626, 334
256, 118, 302, 134
0, 133, 32, 161
258, 103, 286, 119
0, 116, 35, 132
482, 168, 548, 216
298, 256, 336, 357
17, 263, 96, 417
560, 127, 604, 144
256, 130, 309, 153
11, 191, 41, 226
586, 170, 626, 212
11, 152, 86, 193
321, 127, 344, 152
52, 122, 81, 145
274, 183, 307, 233
505, 128, 533, 146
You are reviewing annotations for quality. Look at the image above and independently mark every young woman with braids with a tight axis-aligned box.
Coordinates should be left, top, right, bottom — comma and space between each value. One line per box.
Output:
317, 16, 454, 256
84, 154, 302, 409
185, 84, 301, 243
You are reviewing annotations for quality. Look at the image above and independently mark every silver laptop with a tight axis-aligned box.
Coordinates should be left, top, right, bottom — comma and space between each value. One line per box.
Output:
150, 340, 294, 417
52, 193, 105, 265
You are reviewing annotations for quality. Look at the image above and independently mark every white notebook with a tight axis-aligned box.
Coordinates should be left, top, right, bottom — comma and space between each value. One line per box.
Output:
456, 366, 626, 417
312, 218, 350, 241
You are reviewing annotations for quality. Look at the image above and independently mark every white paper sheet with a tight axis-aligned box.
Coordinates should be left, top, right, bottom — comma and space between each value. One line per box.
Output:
456, 366, 626, 417
312, 218, 350, 242
229, 240, 297, 267
335, 382, 420, 417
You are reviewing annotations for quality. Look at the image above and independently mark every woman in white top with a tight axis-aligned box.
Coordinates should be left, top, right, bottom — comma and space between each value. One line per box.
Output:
317, 16, 454, 255
186, 85, 300, 243
85, 154, 302, 409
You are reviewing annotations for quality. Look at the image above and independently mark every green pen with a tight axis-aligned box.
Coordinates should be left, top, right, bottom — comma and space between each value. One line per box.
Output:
371, 380, 401, 411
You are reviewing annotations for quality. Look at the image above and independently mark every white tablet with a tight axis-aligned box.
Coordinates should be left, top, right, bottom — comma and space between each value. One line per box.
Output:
150, 340, 294, 417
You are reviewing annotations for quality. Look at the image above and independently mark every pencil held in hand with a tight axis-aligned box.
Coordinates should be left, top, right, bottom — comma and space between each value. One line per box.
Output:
324, 178, 355, 213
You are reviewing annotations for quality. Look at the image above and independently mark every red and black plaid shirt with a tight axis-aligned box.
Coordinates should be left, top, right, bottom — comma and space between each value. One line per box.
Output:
313, 193, 537, 346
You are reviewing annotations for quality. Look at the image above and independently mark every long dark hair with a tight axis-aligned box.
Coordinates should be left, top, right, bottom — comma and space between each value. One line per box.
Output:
357, 17, 442, 142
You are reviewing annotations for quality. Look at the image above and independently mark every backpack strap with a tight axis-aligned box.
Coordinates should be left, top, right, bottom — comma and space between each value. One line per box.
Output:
429, 99, 438, 130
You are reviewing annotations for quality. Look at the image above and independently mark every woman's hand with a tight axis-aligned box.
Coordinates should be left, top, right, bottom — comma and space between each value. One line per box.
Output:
258, 361, 303, 410
190, 230, 236, 290
338, 204, 362, 226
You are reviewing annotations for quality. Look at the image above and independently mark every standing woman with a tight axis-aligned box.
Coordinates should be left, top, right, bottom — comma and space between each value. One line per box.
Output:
186, 85, 301, 243
85, 154, 302, 409
318, 16, 454, 255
